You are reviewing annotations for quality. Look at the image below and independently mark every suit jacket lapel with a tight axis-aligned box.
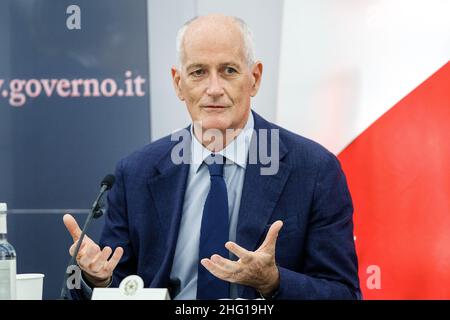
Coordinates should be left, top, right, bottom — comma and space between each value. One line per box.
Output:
147, 135, 191, 287
236, 111, 290, 251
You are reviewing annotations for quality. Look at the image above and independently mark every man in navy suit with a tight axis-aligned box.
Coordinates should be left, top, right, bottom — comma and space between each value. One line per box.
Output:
63, 14, 360, 299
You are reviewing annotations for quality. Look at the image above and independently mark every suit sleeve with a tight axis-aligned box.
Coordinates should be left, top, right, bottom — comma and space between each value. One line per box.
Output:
275, 153, 361, 300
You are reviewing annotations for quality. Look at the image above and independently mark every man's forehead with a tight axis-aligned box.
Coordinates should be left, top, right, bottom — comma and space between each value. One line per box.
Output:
182, 33, 246, 66
183, 49, 246, 69
179, 15, 248, 68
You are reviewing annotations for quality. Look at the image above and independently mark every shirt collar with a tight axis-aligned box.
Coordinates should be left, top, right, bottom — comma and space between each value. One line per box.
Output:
190, 111, 254, 173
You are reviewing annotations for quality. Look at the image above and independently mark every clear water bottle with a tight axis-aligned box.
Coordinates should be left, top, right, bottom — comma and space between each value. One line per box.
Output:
0, 203, 16, 300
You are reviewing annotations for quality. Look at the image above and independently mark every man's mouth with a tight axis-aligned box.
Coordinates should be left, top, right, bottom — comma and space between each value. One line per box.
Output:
202, 105, 228, 109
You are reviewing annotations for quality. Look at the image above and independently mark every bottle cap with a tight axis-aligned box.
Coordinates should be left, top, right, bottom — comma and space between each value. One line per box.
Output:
0, 203, 6, 234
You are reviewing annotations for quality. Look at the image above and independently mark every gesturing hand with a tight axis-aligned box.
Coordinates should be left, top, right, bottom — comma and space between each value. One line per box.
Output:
63, 214, 124, 287
200, 220, 283, 297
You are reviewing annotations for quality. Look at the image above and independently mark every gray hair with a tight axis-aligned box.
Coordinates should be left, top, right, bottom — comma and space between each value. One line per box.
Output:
176, 16, 256, 69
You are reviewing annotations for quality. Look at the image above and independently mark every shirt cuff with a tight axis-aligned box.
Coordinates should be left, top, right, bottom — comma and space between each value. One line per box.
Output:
258, 289, 280, 300
81, 272, 113, 289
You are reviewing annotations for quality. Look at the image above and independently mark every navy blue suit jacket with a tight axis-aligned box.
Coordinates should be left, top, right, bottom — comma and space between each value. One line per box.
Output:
72, 111, 360, 300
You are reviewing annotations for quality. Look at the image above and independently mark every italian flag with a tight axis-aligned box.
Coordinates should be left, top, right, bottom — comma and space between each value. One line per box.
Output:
276, 0, 450, 299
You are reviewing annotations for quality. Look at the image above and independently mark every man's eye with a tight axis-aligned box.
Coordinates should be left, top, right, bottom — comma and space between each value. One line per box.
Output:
224, 67, 237, 75
191, 69, 205, 77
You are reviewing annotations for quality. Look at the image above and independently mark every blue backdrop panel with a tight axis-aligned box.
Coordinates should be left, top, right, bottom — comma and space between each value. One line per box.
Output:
0, 0, 150, 299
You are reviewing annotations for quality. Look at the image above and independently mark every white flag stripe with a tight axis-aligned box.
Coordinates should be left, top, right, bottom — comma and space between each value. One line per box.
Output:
277, 0, 450, 154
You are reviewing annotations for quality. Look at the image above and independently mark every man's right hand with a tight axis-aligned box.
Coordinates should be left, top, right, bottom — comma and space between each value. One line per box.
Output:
63, 213, 124, 288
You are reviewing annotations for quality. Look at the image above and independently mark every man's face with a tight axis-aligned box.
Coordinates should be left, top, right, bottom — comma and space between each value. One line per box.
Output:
172, 18, 262, 134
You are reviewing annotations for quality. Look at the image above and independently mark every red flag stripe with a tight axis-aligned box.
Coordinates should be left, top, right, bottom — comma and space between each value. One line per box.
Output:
339, 61, 450, 299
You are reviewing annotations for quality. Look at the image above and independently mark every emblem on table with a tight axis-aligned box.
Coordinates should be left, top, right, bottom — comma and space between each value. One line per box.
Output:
124, 279, 138, 296
119, 275, 144, 296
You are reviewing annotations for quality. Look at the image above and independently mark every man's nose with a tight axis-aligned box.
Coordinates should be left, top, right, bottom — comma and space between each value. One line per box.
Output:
206, 73, 224, 97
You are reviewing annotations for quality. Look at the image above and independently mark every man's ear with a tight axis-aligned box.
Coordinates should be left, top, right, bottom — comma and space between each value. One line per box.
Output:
171, 66, 185, 101
250, 61, 263, 97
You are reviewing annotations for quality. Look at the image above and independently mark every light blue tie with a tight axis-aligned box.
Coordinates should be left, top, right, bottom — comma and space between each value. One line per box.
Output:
197, 154, 230, 299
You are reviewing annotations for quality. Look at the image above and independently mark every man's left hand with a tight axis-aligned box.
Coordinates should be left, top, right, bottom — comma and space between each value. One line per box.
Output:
200, 220, 283, 297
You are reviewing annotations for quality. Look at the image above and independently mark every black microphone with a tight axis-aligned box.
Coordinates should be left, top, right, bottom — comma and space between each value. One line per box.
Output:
59, 174, 115, 300
92, 174, 115, 218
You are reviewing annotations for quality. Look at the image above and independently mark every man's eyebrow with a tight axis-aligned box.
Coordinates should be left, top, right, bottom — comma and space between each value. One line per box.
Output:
219, 62, 241, 69
186, 63, 205, 71
185, 62, 242, 72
